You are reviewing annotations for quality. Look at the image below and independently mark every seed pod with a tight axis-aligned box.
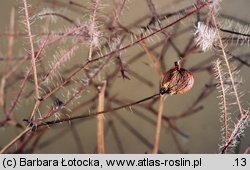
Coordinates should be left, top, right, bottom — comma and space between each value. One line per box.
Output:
160, 62, 194, 95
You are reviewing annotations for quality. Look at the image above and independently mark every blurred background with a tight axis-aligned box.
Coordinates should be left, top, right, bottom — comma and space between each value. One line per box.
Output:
0, 0, 249, 153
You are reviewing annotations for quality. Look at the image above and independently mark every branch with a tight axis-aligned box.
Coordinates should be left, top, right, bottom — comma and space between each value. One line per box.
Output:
22, 0, 40, 105
152, 95, 165, 153
97, 81, 106, 154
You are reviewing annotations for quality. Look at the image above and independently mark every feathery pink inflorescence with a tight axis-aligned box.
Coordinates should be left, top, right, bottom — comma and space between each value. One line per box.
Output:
194, 21, 217, 51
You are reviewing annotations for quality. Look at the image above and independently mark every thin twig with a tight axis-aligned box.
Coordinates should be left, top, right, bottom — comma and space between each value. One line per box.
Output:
211, 14, 244, 116
215, 60, 228, 150
32, 93, 160, 127
221, 109, 250, 153
97, 81, 106, 154
6, 36, 49, 119
152, 95, 165, 153
22, 0, 40, 106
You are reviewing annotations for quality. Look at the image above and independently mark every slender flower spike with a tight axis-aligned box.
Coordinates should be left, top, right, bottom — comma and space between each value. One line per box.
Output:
160, 61, 194, 95
194, 22, 217, 51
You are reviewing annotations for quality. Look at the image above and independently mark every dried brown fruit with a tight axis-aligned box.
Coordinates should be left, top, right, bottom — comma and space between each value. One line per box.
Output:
160, 62, 194, 95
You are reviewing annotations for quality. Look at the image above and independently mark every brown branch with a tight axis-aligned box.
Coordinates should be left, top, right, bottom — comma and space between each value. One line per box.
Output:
152, 95, 165, 153
22, 0, 40, 106
215, 60, 229, 148
221, 109, 250, 153
29, 93, 160, 127
211, 14, 244, 116
97, 81, 106, 154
